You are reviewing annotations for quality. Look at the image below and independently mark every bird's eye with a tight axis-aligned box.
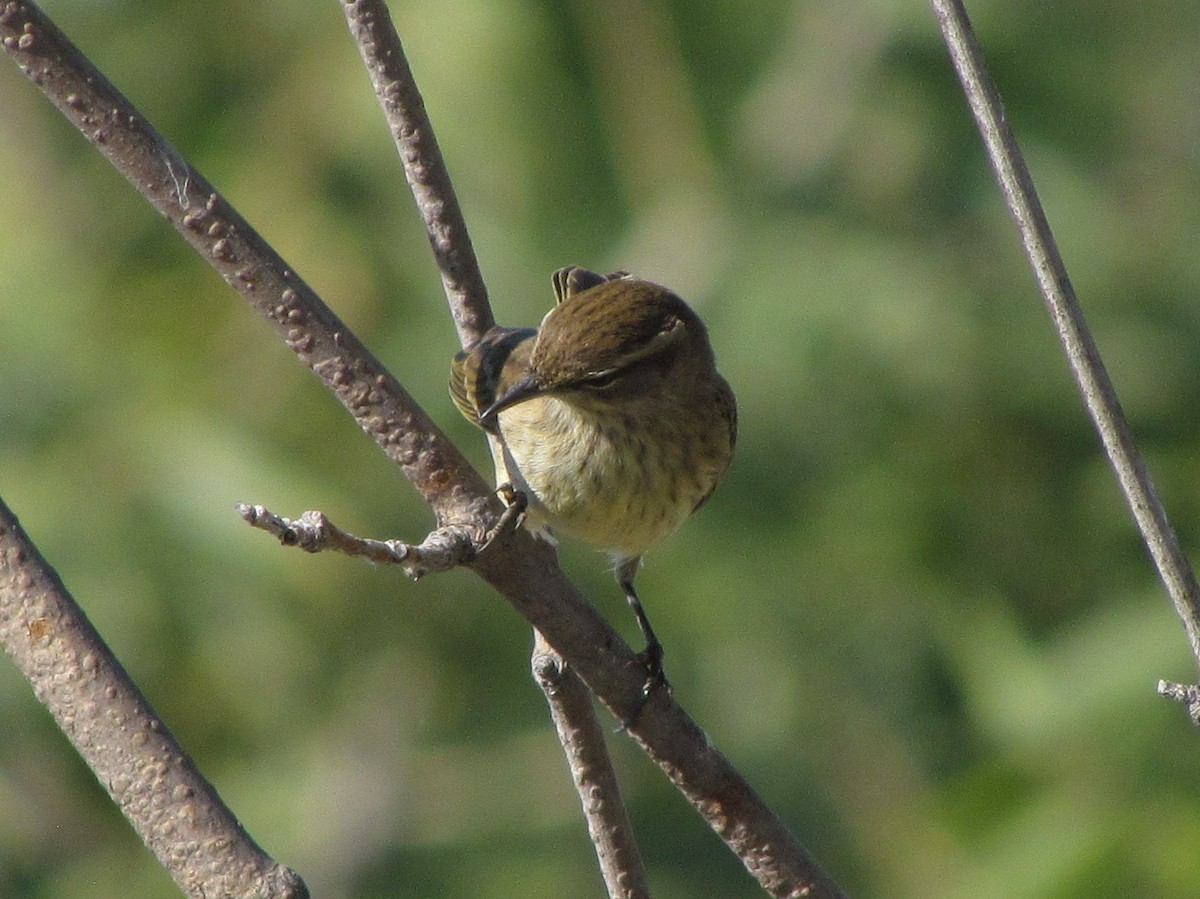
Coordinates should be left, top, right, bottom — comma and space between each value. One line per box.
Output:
583, 370, 622, 390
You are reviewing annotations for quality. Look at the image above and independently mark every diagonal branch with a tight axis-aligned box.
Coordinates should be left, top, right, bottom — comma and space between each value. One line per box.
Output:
0, 497, 308, 899
532, 631, 651, 899
4, 1, 488, 527
929, 0, 1200, 704
340, 0, 494, 348
2, 2, 846, 896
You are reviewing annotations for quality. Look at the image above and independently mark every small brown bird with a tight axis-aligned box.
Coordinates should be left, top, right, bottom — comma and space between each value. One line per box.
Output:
450, 266, 736, 701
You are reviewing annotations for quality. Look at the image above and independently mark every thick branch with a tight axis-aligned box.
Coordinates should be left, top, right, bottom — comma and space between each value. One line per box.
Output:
930, 0, 1200, 690
0, 497, 308, 899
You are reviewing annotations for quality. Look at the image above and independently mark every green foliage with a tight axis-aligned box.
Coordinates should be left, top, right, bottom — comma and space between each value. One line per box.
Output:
3, 0, 1200, 896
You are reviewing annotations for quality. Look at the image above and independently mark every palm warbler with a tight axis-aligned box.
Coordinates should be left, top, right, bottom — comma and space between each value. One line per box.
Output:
450, 266, 736, 699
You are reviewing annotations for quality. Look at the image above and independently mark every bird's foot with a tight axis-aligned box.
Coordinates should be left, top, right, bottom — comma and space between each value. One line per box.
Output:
638, 639, 668, 695
495, 482, 527, 517
618, 641, 671, 731
476, 484, 527, 556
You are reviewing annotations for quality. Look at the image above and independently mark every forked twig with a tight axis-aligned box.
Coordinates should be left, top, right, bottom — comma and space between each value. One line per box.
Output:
236, 501, 525, 579
930, 0, 1200, 716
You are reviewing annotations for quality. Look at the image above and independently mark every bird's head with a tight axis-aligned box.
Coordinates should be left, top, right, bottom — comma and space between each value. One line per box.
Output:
481, 275, 715, 423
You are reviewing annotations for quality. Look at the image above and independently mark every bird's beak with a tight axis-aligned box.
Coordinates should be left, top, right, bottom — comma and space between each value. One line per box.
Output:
480, 374, 543, 426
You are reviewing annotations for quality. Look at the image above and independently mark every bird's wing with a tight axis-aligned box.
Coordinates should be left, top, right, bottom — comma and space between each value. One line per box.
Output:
448, 326, 537, 431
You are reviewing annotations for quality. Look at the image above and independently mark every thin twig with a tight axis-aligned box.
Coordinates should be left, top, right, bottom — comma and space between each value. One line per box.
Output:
532, 631, 651, 899
236, 502, 526, 578
0, 497, 308, 899
1158, 680, 1200, 721
238, 505, 466, 572
2, 2, 846, 896
930, 0, 1200, 703
340, 0, 494, 348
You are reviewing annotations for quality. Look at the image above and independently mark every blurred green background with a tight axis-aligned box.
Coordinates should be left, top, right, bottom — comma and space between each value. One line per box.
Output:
3, 0, 1200, 896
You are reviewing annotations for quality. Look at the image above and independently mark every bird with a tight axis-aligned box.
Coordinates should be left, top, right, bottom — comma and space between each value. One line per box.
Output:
449, 265, 736, 709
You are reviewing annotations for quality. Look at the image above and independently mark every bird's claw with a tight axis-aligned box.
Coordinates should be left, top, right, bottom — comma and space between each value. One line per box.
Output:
617, 642, 671, 731
496, 482, 527, 519
476, 484, 528, 556
638, 641, 667, 695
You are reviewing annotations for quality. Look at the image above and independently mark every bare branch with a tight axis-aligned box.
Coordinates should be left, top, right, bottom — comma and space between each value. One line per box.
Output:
340, 0, 494, 348
0, 496, 308, 899
237, 503, 464, 570
532, 632, 650, 899
1158, 680, 1200, 721
930, 0, 1200, 701
1, 0, 490, 529
237, 502, 526, 579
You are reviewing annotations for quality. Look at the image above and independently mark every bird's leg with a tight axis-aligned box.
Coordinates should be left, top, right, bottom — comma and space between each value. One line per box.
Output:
616, 558, 670, 726
622, 577, 665, 689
